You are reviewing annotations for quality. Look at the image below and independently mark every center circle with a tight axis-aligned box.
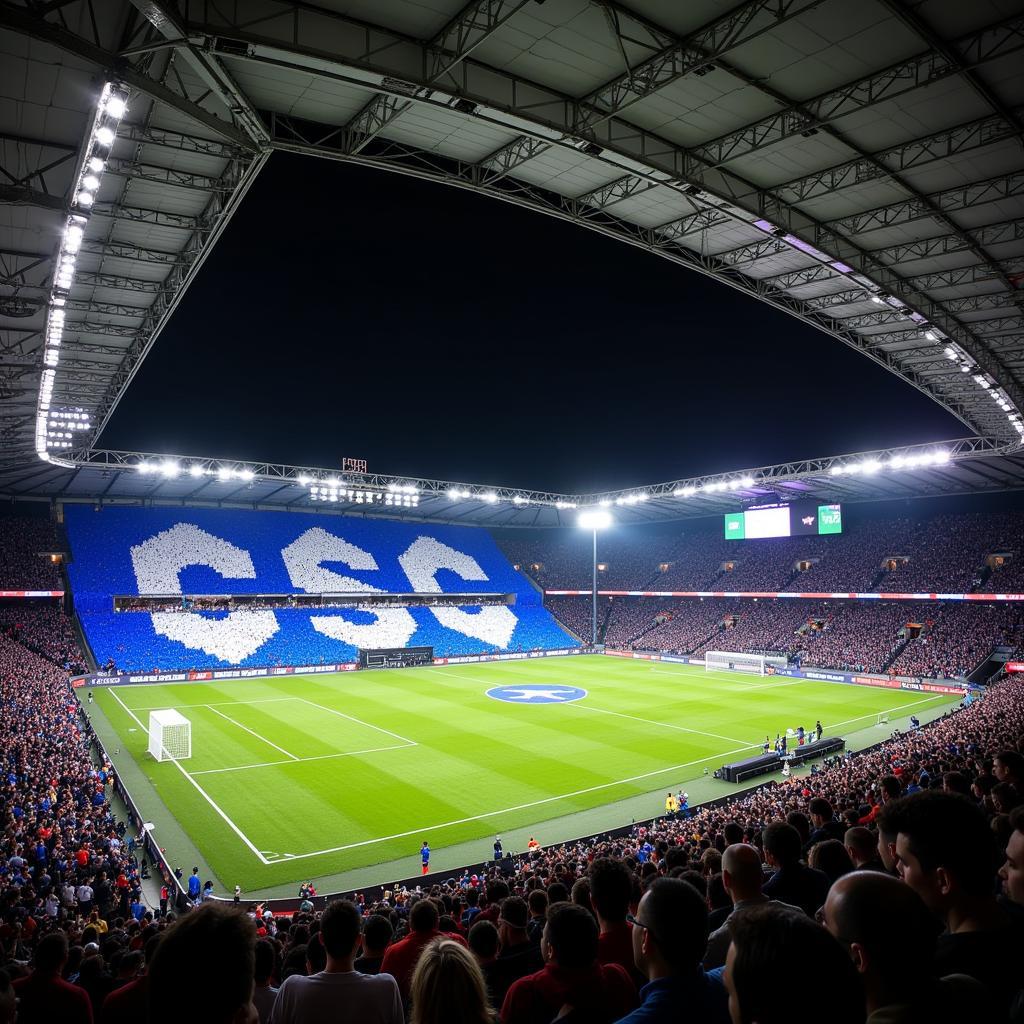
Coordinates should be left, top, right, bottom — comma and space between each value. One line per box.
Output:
486, 684, 588, 704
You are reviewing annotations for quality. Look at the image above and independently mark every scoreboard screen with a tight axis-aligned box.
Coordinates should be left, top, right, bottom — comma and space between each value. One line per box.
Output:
724, 501, 842, 540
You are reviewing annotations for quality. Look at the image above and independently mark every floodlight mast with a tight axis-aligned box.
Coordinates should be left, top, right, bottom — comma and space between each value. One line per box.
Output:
578, 510, 613, 646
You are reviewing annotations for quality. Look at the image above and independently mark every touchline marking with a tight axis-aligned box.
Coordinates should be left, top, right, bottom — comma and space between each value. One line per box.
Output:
190, 743, 414, 776
296, 698, 418, 746
563, 701, 753, 747
205, 704, 299, 761
261, 739, 761, 863
107, 688, 270, 865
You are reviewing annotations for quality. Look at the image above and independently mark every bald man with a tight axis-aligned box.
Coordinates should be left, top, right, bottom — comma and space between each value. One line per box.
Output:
702, 844, 799, 969
821, 870, 991, 1022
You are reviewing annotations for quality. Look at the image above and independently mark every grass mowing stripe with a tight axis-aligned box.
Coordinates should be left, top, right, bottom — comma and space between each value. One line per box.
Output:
190, 743, 415, 776
204, 704, 300, 760
96, 656, 962, 889
263, 738, 759, 863
562, 701, 755, 747
296, 697, 419, 746
108, 688, 270, 865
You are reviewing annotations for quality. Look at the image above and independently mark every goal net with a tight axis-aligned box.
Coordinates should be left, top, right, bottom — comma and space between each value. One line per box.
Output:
705, 651, 766, 676
148, 709, 192, 761
875, 711, 891, 727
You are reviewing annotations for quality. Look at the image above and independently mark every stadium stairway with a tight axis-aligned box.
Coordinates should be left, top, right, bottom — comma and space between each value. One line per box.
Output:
598, 599, 614, 643
880, 636, 913, 673
61, 562, 98, 672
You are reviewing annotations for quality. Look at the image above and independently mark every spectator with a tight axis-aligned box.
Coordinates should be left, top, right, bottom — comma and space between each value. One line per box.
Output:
808, 839, 855, 886
822, 870, 992, 1023
723, 903, 864, 1024
616, 878, 729, 1024
354, 914, 393, 975
409, 938, 493, 1024
590, 858, 644, 986
252, 939, 279, 1024
270, 899, 402, 1024
761, 822, 830, 917
380, 898, 467, 1004
0, 969, 14, 1024
502, 903, 636, 1024
880, 791, 1024, 1009
100, 934, 160, 1024
704, 843, 799, 970
844, 827, 886, 873
147, 904, 257, 1024
487, 897, 542, 1008
11, 932, 92, 1024
1000, 806, 1024, 906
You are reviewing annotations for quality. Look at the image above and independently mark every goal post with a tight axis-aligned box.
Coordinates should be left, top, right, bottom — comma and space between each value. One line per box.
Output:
875, 711, 891, 727
148, 709, 192, 762
705, 651, 767, 676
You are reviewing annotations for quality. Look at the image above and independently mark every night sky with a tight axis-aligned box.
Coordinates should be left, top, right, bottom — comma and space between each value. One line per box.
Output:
99, 152, 964, 494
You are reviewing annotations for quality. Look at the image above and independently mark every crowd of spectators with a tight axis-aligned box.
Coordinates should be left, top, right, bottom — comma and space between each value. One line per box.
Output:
0, 604, 86, 675
797, 602, 914, 674
0, 516, 62, 591
505, 509, 1024, 596
3, 546, 1024, 1022
546, 595, 1021, 679
889, 604, 1024, 680
1, 607, 157, 1022
6, 662, 1021, 1023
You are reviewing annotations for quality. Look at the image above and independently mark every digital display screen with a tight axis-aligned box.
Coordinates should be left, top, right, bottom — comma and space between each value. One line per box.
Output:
724, 502, 842, 540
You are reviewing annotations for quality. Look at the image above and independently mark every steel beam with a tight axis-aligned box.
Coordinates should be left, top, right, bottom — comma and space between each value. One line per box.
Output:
774, 109, 1023, 204
0, 4, 257, 151
689, 11, 1024, 171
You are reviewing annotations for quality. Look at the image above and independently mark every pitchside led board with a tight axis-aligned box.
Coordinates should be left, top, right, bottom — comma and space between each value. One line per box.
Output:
724, 502, 842, 540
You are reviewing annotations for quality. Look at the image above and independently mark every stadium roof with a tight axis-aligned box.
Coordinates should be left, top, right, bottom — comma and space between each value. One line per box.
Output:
2, 0, 1024, 527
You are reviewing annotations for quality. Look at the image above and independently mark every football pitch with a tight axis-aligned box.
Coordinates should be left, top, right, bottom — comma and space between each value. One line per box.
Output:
88, 656, 959, 895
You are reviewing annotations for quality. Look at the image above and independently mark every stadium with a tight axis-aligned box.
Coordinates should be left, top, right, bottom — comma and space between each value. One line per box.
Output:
2, 1, 1024, 1022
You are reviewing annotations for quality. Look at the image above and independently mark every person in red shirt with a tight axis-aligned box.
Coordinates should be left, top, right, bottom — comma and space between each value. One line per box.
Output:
501, 903, 636, 1024
380, 898, 467, 1004
12, 931, 92, 1024
589, 858, 645, 989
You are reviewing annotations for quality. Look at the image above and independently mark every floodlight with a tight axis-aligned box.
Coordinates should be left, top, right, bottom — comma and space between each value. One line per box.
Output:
861, 459, 881, 474
137, 461, 151, 473
88, 156, 105, 173
741, 476, 754, 487
189, 464, 205, 478
889, 455, 906, 469
238, 469, 255, 481
578, 510, 613, 531
105, 95, 127, 118
217, 467, 234, 481
298, 474, 311, 485
75, 191, 94, 207
160, 460, 179, 478
933, 450, 950, 465
95, 126, 115, 146
82, 175, 100, 192
447, 488, 460, 500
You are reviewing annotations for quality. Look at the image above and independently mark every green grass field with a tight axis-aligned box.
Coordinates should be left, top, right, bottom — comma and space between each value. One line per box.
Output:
88, 656, 959, 895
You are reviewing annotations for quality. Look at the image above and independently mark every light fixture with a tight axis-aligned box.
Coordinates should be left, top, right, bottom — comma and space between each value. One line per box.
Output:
578, 510, 613, 531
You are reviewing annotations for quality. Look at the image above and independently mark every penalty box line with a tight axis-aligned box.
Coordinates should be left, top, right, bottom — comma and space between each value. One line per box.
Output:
118, 693, 419, 775
106, 688, 273, 866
